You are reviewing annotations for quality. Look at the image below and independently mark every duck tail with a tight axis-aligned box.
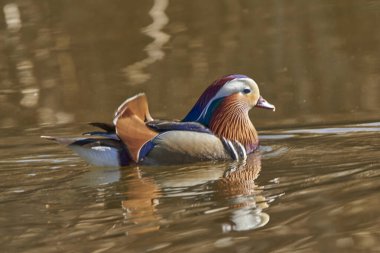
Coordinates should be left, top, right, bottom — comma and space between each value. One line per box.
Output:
41, 135, 130, 167
88, 122, 115, 133
41, 135, 76, 145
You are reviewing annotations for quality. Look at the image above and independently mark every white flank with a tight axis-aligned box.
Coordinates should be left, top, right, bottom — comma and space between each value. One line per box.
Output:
70, 145, 121, 167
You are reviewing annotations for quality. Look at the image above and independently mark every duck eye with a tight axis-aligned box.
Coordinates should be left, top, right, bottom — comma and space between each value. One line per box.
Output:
243, 88, 251, 94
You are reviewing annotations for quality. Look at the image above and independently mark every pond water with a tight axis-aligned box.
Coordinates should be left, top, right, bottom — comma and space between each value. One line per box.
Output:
1, 1, 380, 252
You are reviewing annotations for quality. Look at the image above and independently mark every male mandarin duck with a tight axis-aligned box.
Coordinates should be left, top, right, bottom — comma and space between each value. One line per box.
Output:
42, 74, 275, 166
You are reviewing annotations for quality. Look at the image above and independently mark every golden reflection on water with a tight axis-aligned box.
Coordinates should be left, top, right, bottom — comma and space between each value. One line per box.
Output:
119, 154, 271, 234
121, 167, 161, 234
1, 1, 77, 127
124, 0, 170, 85
0, 124, 379, 252
214, 154, 270, 232
3, 3, 21, 32
0, 0, 379, 129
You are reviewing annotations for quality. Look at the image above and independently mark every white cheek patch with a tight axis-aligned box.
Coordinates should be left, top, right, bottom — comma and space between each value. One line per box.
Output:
197, 78, 258, 121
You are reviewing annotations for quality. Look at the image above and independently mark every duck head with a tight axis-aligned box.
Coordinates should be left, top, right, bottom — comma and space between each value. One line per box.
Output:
183, 74, 275, 153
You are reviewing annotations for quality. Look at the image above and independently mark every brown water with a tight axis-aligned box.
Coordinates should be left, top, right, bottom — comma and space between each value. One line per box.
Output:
1, 1, 380, 252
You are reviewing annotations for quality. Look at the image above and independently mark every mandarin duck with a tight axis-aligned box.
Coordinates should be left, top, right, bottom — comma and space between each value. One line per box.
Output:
42, 74, 275, 166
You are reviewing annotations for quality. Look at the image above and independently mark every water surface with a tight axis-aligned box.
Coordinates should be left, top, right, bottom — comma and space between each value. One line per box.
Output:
1, 123, 379, 252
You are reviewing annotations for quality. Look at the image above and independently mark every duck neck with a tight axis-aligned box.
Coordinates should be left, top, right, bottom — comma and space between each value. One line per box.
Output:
208, 99, 258, 153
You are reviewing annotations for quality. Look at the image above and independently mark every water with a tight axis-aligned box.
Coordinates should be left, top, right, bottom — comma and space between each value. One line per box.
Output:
1, 1, 380, 252
1, 124, 379, 252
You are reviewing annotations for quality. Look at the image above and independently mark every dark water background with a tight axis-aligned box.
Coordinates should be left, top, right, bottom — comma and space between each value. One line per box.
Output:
1, 1, 379, 252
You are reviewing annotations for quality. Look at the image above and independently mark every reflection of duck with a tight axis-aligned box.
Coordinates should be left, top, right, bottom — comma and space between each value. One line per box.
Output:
214, 154, 270, 231
216, 154, 262, 197
120, 154, 270, 234
121, 168, 161, 234
42, 74, 275, 166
